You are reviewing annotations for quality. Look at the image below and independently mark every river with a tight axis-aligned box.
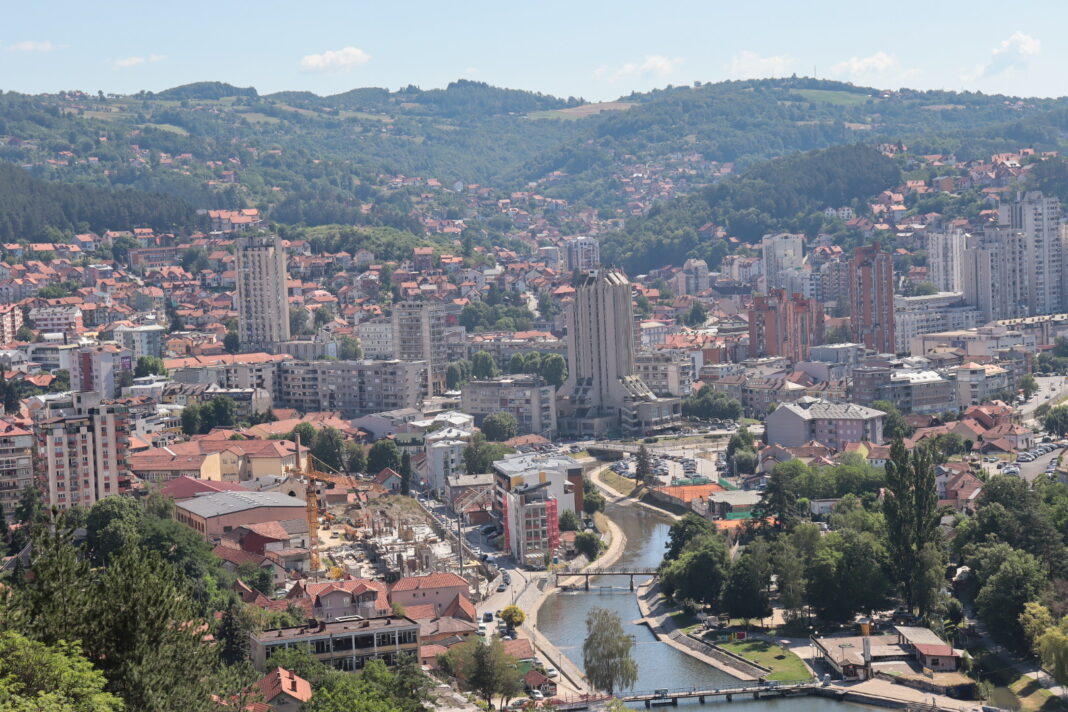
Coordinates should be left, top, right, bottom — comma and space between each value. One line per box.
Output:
537, 501, 869, 711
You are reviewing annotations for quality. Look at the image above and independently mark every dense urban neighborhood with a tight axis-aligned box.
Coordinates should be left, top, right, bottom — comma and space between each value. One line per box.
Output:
11, 33, 1068, 712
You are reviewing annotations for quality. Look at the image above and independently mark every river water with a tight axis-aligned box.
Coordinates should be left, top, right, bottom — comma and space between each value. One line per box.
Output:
537, 502, 868, 711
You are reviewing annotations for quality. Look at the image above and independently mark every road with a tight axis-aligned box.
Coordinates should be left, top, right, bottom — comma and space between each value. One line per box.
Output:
1021, 375, 1068, 421
1016, 447, 1063, 483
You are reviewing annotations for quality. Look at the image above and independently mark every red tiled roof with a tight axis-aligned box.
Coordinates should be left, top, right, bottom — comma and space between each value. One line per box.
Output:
254, 668, 312, 704
391, 572, 468, 592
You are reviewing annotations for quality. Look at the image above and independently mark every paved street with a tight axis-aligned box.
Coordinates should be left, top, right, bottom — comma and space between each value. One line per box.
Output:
1021, 375, 1068, 421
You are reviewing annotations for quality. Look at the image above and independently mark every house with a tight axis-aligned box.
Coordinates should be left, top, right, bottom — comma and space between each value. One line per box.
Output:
253, 668, 312, 712
213, 544, 285, 590
896, 626, 962, 671
524, 669, 557, 696
286, 577, 391, 622
390, 573, 471, 616
373, 468, 403, 492
765, 397, 886, 451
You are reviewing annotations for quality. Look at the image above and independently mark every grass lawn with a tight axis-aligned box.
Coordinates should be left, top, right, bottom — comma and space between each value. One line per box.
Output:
970, 649, 1067, 712
599, 469, 637, 496
719, 639, 810, 682
666, 609, 700, 633
794, 89, 874, 106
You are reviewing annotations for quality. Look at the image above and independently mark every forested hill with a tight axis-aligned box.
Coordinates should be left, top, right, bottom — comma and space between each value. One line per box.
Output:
599, 144, 902, 274
5, 77, 1068, 228
0, 163, 193, 241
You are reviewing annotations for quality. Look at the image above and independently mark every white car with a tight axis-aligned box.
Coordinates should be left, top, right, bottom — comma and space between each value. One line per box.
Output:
544, 666, 558, 678
529, 690, 544, 701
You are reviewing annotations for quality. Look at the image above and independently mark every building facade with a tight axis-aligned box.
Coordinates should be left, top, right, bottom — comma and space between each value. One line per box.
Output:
275, 359, 425, 417
765, 397, 886, 451
391, 301, 446, 396
761, 233, 804, 291
236, 235, 291, 350
748, 289, 825, 362
460, 374, 557, 438
251, 616, 420, 672
926, 230, 967, 293
850, 245, 896, 354
564, 236, 601, 272
72, 344, 134, 399
0, 420, 33, 512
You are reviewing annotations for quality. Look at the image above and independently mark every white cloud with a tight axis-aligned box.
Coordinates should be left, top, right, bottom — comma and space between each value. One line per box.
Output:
964, 31, 1041, 80
7, 40, 56, 52
113, 54, 165, 70
299, 46, 371, 72
726, 51, 794, 80
832, 51, 899, 77
594, 54, 684, 82
464, 66, 479, 76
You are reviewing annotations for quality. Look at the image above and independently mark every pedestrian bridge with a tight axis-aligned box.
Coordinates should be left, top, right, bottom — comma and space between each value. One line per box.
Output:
619, 680, 817, 707
559, 567, 659, 590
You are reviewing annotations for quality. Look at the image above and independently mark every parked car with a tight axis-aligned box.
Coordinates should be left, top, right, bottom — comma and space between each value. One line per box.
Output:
544, 666, 558, 678
497, 583, 507, 592
483, 612, 495, 623
529, 690, 544, 701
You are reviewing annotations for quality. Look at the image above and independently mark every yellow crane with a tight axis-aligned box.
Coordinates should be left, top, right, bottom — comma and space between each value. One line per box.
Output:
293, 434, 350, 574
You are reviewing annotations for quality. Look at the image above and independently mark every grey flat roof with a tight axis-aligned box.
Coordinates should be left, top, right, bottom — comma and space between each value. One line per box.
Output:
493, 452, 579, 476
176, 491, 306, 519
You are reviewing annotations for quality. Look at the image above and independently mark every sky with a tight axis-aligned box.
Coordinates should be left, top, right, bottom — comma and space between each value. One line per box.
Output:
1, 1, 1065, 101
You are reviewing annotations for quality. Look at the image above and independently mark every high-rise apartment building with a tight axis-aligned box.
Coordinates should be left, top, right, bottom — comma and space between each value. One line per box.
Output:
748, 289, 826, 362
39, 392, 130, 510
236, 235, 291, 350
391, 301, 447, 396
72, 344, 134, 399
275, 359, 426, 417
460, 374, 557, 438
557, 270, 679, 436
0, 420, 33, 512
564, 236, 601, 272
961, 225, 1028, 322
761, 233, 804, 290
849, 245, 895, 354
1008, 192, 1063, 316
927, 230, 967, 293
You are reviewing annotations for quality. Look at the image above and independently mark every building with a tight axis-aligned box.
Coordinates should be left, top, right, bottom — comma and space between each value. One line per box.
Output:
492, 452, 583, 526
557, 270, 679, 437
927, 230, 967, 293
275, 359, 425, 417
501, 482, 559, 568
765, 397, 886, 451
38, 392, 130, 509
962, 225, 1028, 322
236, 234, 291, 350
564, 236, 601, 272
953, 361, 1011, 407
389, 573, 470, 615
250, 616, 420, 671
460, 374, 557, 438
72, 344, 134, 399
286, 578, 391, 622
166, 353, 291, 394
252, 667, 313, 712
356, 319, 393, 359
0, 420, 33, 512
1008, 191, 1063, 316
174, 491, 308, 539
894, 292, 982, 354
424, 432, 469, 496
0, 303, 24, 344
748, 289, 825, 362
28, 304, 83, 337
391, 301, 446, 396
851, 365, 955, 415
850, 244, 895, 354
761, 233, 804, 290
633, 352, 695, 398
112, 324, 165, 360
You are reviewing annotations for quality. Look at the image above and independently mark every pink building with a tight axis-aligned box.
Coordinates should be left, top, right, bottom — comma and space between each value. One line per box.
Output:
173, 491, 307, 539
389, 573, 471, 616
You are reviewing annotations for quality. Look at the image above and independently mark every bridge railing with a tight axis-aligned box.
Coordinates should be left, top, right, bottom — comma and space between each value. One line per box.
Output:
619, 679, 816, 699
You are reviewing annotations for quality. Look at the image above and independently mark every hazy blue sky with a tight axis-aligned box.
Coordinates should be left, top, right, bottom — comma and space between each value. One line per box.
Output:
1, 1, 1063, 100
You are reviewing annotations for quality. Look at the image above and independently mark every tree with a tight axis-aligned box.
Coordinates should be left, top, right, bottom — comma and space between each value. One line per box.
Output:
0, 630, 123, 712
753, 460, 802, 531
1038, 625, 1068, 688
1046, 405, 1068, 437
583, 607, 637, 694
659, 534, 729, 607
583, 490, 606, 515
223, 330, 240, 354
481, 412, 517, 442
463, 434, 513, 474
464, 639, 521, 705
499, 605, 525, 628
311, 426, 346, 472
205, 395, 236, 430
1020, 373, 1039, 400
134, 355, 166, 378
635, 445, 652, 483
539, 353, 567, 388
773, 541, 808, 621
399, 451, 412, 496
726, 427, 755, 459
471, 351, 498, 380
874, 400, 913, 440
289, 422, 318, 449
1021, 601, 1055, 654
883, 438, 938, 613
807, 529, 892, 622
290, 308, 310, 336
345, 441, 366, 474
181, 403, 202, 436
338, 336, 362, 360
236, 561, 273, 596
216, 601, 253, 666
85, 495, 144, 565
721, 551, 772, 627
684, 301, 708, 327
559, 509, 581, 531
574, 531, 602, 560
733, 449, 757, 475
367, 439, 401, 475
975, 547, 1049, 648
664, 513, 714, 561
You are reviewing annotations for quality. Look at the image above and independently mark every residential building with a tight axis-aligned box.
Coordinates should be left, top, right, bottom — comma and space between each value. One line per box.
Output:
424, 432, 469, 496
357, 319, 393, 359
962, 225, 1028, 322
389, 573, 471, 615
557, 270, 679, 437
953, 361, 1011, 407
851, 365, 955, 415
0, 304, 23, 344
72, 344, 134, 399
633, 352, 695, 397
1008, 191, 1063, 315
850, 244, 895, 354
236, 234, 291, 350
391, 301, 446, 396
28, 305, 83, 337
761, 233, 804, 290
112, 324, 165, 360
0, 420, 33, 512
275, 359, 425, 417
765, 397, 886, 451
460, 374, 557, 438
38, 392, 130, 509
894, 292, 982, 354
927, 230, 967, 293
564, 236, 600, 271
166, 353, 291, 394
502, 482, 559, 568
250, 616, 420, 671
286, 578, 391, 622
492, 452, 583, 519
253, 668, 313, 712
748, 289, 825, 362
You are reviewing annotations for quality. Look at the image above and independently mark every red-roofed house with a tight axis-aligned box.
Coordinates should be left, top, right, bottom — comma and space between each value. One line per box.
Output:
253, 668, 312, 711
390, 573, 470, 616
286, 577, 391, 621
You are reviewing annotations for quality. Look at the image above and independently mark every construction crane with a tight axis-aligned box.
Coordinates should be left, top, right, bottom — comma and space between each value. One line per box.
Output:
293, 434, 353, 575
450, 485, 496, 575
